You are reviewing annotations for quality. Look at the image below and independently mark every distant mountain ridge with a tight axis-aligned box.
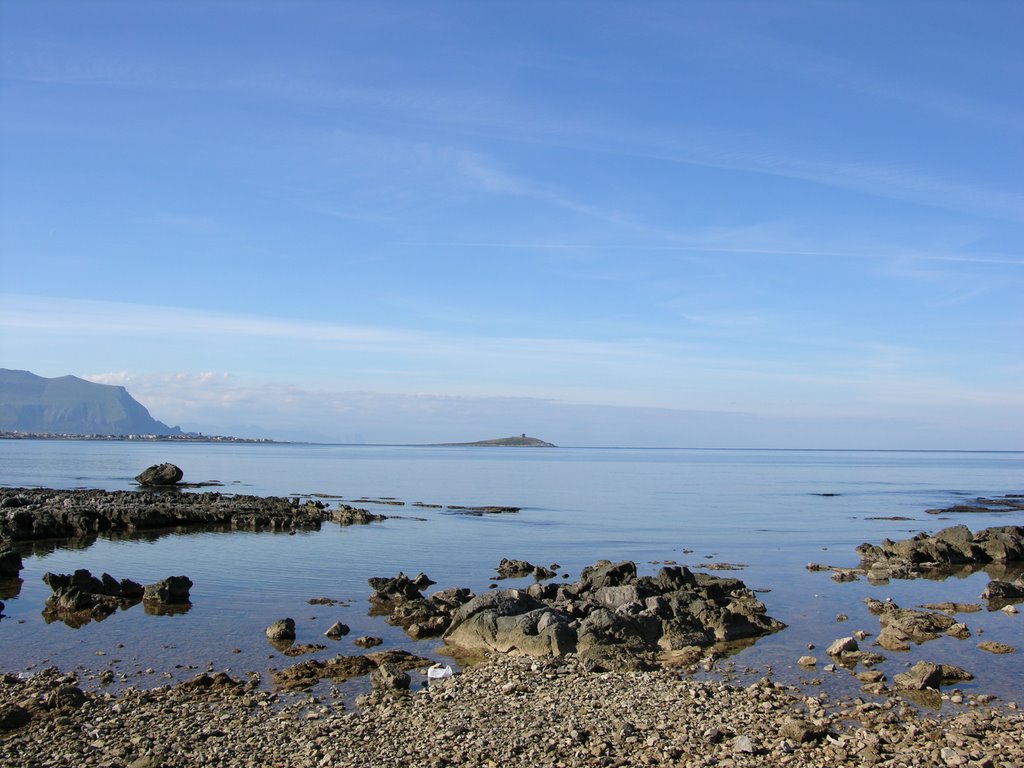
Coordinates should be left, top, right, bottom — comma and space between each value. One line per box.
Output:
0, 369, 182, 436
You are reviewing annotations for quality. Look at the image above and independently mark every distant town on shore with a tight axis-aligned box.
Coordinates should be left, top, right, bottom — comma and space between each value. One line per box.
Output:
0, 430, 274, 443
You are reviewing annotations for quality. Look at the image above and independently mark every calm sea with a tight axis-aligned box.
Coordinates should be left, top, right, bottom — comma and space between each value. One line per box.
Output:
1, 440, 1022, 703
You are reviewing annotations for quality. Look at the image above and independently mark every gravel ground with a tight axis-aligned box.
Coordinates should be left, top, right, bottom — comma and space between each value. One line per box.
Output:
3, 654, 1022, 768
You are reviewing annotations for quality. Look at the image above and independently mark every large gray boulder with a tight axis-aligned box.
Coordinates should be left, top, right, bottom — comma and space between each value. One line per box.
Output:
266, 618, 296, 641
444, 606, 575, 656
447, 589, 544, 628
135, 463, 184, 486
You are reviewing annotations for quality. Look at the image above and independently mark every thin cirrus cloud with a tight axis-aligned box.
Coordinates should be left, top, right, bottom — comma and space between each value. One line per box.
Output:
0, 295, 423, 346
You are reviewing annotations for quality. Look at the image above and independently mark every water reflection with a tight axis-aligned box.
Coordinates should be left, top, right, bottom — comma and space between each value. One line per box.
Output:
143, 602, 192, 617
0, 577, 22, 600
41, 597, 193, 627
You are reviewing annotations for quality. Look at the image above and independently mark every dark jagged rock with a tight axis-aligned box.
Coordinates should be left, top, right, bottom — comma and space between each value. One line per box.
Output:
371, 662, 411, 691
856, 524, 1024, 580
333, 505, 387, 525
441, 560, 784, 671
135, 463, 184, 486
871, 601, 958, 651
270, 649, 430, 690
893, 661, 973, 691
385, 587, 474, 639
366, 572, 473, 639
265, 618, 296, 642
178, 671, 247, 695
0, 703, 31, 732
0, 548, 22, 577
367, 572, 435, 605
495, 558, 557, 581
41, 568, 146, 626
980, 576, 1024, 605
0, 487, 386, 544
142, 575, 192, 605
324, 621, 350, 639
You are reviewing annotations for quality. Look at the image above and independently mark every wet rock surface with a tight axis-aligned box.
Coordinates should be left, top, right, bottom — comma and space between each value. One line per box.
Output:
270, 649, 429, 690
3, 657, 1023, 768
864, 599, 961, 651
495, 558, 557, 580
364, 560, 785, 669
855, 524, 1024, 581
367, 572, 472, 639
0, 487, 386, 544
39, 569, 191, 627
442, 559, 786, 670
142, 576, 192, 606
892, 661, 974, 691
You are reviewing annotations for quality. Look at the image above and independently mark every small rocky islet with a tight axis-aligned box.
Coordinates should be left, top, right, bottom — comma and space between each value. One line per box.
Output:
2, 472, 1024, 765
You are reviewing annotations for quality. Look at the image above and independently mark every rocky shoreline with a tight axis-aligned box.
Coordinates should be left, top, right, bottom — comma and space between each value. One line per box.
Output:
3, 654, 1023, 768
0, 487, 386, 550
4, 486, 1024, 766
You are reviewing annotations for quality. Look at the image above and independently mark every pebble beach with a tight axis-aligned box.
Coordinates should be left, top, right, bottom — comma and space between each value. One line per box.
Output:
3, 654, 1023, 768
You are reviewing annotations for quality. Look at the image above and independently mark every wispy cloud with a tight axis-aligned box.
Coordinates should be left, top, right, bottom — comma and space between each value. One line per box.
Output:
1, 295, 424, 346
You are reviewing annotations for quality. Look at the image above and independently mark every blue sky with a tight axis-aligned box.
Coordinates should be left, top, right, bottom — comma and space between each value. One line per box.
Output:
1, 1, 1022, 447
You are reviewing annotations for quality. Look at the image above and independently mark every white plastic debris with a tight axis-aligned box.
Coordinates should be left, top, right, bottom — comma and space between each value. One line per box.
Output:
426, 664, 454, 680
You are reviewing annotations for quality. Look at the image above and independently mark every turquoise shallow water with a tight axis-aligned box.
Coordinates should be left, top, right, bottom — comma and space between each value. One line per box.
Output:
1, 440, 1022, 703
